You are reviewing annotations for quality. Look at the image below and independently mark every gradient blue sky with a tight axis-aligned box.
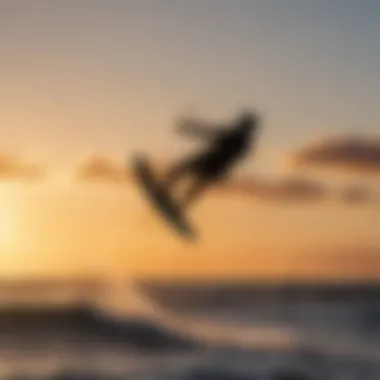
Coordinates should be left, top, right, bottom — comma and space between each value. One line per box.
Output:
0, 0, 379, 279
1, 0, 379, 160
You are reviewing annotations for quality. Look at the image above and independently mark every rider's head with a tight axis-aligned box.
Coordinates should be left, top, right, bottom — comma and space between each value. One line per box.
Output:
236, 110, 260, 132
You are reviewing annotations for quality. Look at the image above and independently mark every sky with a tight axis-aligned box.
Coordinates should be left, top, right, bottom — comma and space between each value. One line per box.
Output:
0, 0, 379, 280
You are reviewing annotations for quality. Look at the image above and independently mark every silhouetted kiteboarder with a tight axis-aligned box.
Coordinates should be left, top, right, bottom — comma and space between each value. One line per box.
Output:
166, 111, 260, 207
132, 111, 261, 240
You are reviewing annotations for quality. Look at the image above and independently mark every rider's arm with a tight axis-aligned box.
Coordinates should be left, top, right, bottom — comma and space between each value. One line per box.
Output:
176, 118, 223, 139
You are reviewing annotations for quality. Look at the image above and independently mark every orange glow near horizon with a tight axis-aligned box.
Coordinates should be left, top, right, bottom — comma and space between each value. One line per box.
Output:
0, 176, 377, 280
0, 193, 18, 252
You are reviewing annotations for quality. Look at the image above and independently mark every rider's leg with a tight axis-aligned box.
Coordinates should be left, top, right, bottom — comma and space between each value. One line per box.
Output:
165, 156, 198, 188
181, 176, 210, 209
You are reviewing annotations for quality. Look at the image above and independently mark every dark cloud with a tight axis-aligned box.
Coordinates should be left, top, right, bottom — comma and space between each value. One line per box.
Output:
75, 155, 128, 184
289, 136, 380, 174
0, 154, 44, 181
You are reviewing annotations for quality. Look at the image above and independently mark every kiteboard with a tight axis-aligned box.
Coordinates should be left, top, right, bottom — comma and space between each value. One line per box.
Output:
132, 155, 196, 241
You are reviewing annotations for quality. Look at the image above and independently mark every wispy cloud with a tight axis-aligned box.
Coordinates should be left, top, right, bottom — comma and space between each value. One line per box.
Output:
71, 154, 379, 205
288, 135, 380, 175
0, 154, 44, 181
74, 155, 328, 202
338, 185, 377, 205
74, 155, 170, 185
74, 155, 128, 184
216, 176, 328, 202
217, 177, 378, 205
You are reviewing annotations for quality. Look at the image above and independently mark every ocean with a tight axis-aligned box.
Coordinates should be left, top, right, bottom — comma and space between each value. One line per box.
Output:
1, 279, 380, 380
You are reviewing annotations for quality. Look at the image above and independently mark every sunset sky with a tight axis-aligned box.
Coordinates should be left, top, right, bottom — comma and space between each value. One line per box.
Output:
0, 0, 379, 280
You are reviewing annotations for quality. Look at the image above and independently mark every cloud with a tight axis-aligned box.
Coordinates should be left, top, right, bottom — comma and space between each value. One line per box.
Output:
75, 154, 328, 202
218, 177, 380, 206
72, 154, 379, 205
0, 154, 44, 181
215, 177, 379, 205
74, 155, 171, 185
75, 155, 128, 184
214, 176, 329, 203
289, 136, 380, 174
338, 185, 376, 205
